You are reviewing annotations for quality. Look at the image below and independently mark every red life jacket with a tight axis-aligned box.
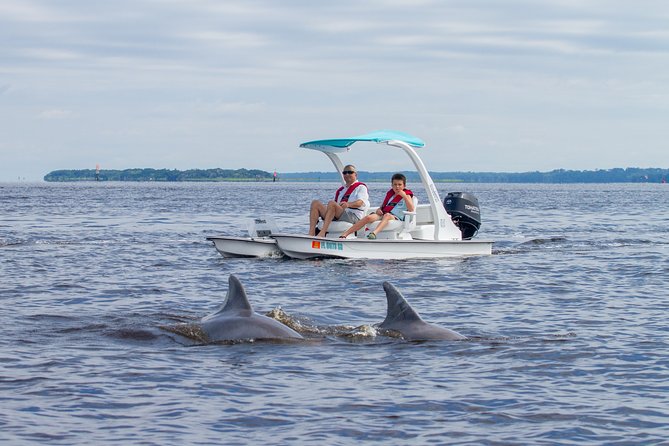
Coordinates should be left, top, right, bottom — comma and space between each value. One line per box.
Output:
335, 182, 366, 203
381, 188, 413, 214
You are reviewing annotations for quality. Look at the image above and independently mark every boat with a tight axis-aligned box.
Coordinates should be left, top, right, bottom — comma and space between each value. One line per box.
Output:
207, 130, 493, 259
207, 218, 283, 258
207, 235, 282, 258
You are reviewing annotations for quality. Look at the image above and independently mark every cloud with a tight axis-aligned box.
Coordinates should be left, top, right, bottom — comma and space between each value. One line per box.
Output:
38, 109, 73, 119
0, 0, 79, 22
24, 48, 82, 61
179, 31, 269, 48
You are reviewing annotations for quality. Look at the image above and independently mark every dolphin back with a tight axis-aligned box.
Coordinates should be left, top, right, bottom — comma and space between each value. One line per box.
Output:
220, 275, 254, 313
380, 281, 424, 327
202, 275, 253, 322
202, 314, 302, 341
379, 281, 466, 341
200, 275, 303, 342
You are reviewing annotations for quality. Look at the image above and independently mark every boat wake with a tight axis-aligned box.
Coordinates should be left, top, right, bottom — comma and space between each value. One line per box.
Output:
492, 234, 665, 256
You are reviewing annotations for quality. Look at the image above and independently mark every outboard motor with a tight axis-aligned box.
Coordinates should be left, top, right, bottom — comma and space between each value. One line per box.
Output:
443, 192, 481, 240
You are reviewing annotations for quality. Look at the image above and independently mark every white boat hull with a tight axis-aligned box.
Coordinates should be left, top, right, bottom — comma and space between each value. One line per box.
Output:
207, 236, 283, 258
272, 234, 492, 259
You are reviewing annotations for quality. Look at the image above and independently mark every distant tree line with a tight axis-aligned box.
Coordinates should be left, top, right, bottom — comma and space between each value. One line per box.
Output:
279, 168, 669, 183
44, 167, 669, 183
44, 168, 274, 182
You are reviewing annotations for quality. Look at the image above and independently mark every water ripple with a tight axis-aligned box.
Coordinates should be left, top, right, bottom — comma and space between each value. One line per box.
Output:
1, 182, 668, 445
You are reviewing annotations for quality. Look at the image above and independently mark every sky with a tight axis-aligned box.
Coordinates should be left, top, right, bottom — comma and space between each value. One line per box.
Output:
1, 0, 668, 181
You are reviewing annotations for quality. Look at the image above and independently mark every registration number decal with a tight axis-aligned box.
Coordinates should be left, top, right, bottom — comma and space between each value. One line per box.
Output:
311, 240, 344, 251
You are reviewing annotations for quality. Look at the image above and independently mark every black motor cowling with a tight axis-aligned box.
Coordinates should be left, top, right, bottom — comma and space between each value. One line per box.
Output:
443, 192, 481, 240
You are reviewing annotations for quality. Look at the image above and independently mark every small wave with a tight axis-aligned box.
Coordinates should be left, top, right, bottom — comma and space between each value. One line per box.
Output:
605, 238, 665, 247
160, 323, 208, 344
1, 238, 118, 248
264, 307, 323, 335
519, 236, 663, 252
33, 239, 80, 246
265, 308, 378, 339
0, 194, 30, 201
26, 314, 77, 322
0, 238, 28, 248
341, 324, 379, 339
1, 239, 63, 248
106, 328, 162, 341
520, 236, 568, 246
541, 331, 577, 341
489, 236, 569, 255
58, 323, 108, 334
0, 376, 50, 385
493, 235, 663, 255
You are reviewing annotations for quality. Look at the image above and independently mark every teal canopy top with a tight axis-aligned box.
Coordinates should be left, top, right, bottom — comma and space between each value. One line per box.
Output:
300, 130, 425, 152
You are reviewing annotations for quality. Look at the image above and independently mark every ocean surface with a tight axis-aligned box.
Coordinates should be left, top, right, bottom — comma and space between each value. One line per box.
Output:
1, 181, 668, 445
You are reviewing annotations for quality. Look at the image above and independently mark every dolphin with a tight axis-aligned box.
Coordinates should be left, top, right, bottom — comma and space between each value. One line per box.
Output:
200, 275, 303, 342
379, 282, 467, 341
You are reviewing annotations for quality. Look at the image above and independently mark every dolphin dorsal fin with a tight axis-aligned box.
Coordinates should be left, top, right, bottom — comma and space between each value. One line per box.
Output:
381, 282, 424, 325
220, 275, 254, 313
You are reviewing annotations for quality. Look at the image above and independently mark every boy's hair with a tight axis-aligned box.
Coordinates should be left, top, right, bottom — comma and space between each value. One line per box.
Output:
391, 173, 407, 185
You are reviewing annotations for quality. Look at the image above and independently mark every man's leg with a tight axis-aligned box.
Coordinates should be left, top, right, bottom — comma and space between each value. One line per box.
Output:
319, 200, 344, 236
309, 200, 327, 236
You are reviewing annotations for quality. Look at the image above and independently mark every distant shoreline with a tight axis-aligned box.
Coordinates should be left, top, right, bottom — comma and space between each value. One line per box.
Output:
43, 167, 669, 184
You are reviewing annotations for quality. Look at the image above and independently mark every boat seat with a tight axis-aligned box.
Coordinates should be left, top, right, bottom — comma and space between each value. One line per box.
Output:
407, 204, 436, 240
318, 220, 353, 238
317, 206, 379, 238
414, 204, 434, 225
365, 197, 418, 240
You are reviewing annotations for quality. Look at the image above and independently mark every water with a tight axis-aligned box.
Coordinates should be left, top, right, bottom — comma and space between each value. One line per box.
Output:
1, 181, 668, 445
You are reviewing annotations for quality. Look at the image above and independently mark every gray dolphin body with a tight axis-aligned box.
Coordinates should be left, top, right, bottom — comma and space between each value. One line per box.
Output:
200, 275, 303, 342
379, 282, 467, 341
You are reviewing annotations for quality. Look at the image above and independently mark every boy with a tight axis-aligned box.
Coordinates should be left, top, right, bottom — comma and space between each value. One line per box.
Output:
338, 173, 414, 239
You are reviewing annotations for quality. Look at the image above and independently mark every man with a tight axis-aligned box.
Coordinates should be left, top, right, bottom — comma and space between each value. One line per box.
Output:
308, 164, 370, 237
